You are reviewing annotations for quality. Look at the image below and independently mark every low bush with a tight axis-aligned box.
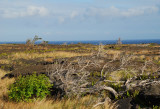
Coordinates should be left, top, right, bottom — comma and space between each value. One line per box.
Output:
8, 73, 52, 102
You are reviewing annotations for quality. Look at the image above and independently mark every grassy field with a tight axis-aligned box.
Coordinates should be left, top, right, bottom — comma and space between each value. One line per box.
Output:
0, 44, 118, 109
0, 43, 160, 109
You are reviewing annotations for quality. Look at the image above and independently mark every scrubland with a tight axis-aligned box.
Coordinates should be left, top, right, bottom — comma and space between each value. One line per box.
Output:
0, 43, 160, 109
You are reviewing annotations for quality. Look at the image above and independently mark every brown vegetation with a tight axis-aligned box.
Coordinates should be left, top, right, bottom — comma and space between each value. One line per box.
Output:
0, 43, 160, 109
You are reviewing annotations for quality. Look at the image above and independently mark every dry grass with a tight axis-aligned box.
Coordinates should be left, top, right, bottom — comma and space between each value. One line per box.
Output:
0, 59, 10, 64
108, 69, 137, 81
0, 96, 117, 109
139, 55, 145, 60
154, 56, 160, 61
106, 50, 121, 55
0, 69, 117, 109
9, 51, 90, 60
0, 70, 14, 98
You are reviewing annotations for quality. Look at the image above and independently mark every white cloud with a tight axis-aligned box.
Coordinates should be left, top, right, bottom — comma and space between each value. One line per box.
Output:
85, 6, 159, 18
121, 6, 159, 17
52, 5, 159, 23
27, 6, 49, 16
49, 5, 159, 23
0, 3, 158, 21
70, 11, 79, 19
0, 6, 49, 18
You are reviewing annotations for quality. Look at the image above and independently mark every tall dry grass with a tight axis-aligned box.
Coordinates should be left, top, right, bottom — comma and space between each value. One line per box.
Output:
0, 70, 14, 98
0, 96, 117, 109
9, 51, 90, 60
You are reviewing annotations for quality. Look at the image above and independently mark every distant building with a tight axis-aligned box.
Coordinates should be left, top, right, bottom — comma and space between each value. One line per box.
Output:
117, 37, 122, 45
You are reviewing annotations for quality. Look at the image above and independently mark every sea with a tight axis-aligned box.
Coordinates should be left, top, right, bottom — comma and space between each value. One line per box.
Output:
0, 39, 160, 45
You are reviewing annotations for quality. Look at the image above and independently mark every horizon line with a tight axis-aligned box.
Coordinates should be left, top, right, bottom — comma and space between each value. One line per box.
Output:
1, 38, 160, 42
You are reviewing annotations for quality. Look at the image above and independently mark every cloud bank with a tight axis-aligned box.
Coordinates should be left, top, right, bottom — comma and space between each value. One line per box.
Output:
85, 6, 159, 17
0, 6, 49, 18
0, 4, 159, 20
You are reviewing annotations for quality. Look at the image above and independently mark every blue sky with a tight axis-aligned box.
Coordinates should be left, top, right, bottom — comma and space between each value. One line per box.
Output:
0, 0, 160, 41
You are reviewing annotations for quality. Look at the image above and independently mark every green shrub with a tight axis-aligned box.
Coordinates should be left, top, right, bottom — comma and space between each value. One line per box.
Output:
153, 105, 160, 109
9, 73, 52, 102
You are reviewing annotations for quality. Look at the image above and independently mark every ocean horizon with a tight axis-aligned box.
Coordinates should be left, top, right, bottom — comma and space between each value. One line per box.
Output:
0, 39, 160, 45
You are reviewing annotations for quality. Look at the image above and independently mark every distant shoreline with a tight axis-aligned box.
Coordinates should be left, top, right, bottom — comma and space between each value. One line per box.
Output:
0, 39, 160, 45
